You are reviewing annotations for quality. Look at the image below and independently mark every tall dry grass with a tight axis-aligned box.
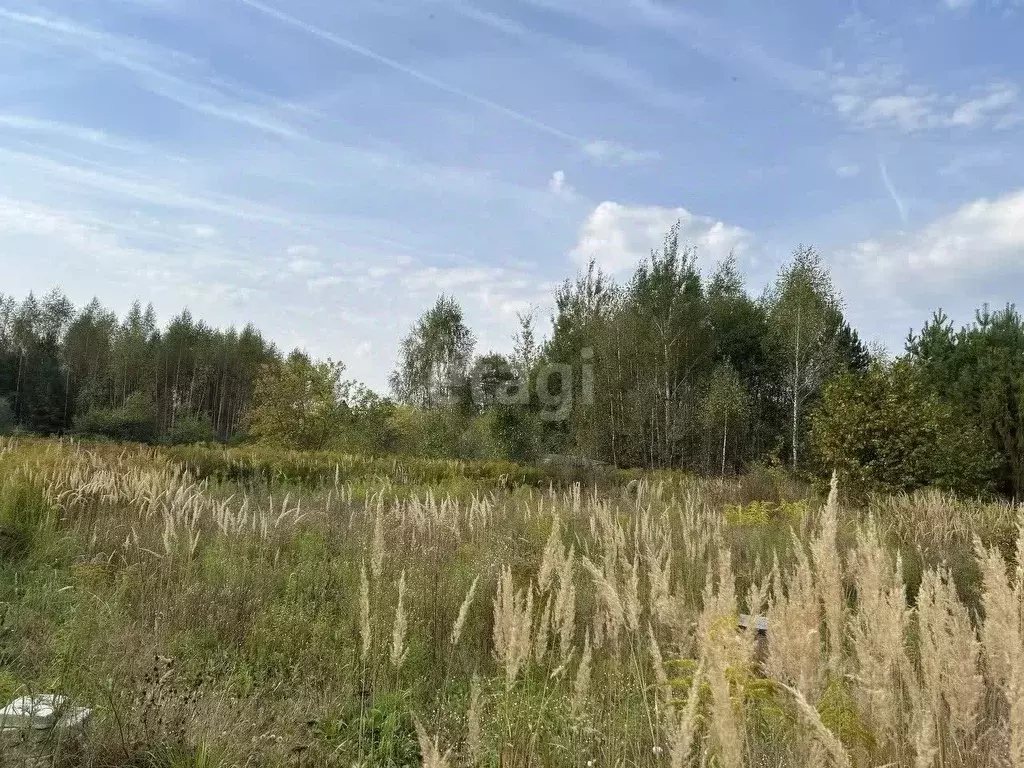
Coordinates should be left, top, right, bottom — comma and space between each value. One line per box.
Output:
0, 436, 1021, 766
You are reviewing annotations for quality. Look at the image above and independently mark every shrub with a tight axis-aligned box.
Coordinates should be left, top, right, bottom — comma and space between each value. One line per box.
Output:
0, 475, 55, 559
165, 414, 217, 446
0, 396, 13, 435
724, 499, 808, 528
810, 360, 996, 496
489, 405, 538, 463
74, 391, 157, 443
458, 414, 499, 461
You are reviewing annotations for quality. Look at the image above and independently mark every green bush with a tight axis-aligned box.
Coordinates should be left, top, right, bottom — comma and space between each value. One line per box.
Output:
74, 391, 157, 443
164, 414, 217, 445
457, 413, 499, 460
490, 405, 538, 463
811, 360, 996, 497
0, 396, 13, 435
387, 406, 469, 458
0, 475, 55, 559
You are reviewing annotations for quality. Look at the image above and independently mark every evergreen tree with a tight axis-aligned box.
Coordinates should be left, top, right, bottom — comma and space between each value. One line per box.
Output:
811, 360, 995, 496
909, 304, 1024, 496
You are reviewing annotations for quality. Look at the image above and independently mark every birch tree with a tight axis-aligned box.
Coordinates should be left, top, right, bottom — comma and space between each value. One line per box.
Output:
390, 295, 475, 409
700, 362, 750, 477
766, 246, 843, 471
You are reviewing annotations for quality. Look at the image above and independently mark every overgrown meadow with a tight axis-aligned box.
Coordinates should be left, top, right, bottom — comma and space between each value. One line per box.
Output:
1, 437, 1022, 767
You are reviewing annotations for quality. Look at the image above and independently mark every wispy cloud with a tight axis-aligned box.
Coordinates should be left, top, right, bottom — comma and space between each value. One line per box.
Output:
950, 83, 1018, 127
879, 158, 908, 225
234, 0, 580, 142
622, 0, 824, 94
548, 170, 575, 198
232, 0, 659, 165
2, 0, 1020, 389
0, 113, 150, 153
182, 224, 218, 239
583, 140, 659, 166
0, 7, 308, 141
829, 56, 1018, 134
450, 3, 699, 116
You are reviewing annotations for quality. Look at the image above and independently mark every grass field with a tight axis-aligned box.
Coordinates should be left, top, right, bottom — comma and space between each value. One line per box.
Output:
0, 436, 1021, 767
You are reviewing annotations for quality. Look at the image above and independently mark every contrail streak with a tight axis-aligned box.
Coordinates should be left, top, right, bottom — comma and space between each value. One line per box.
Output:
879, 158, 908, 225
233, 0, 583, 145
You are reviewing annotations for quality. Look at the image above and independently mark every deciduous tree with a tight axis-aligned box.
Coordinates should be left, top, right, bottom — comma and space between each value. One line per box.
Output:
247, 352, 348, 451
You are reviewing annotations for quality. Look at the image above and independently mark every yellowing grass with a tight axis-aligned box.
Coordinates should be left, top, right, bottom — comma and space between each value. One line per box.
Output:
0, 436, 1020, 767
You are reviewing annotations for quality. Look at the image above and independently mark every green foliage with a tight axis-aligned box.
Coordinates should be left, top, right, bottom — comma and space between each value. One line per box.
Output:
811, 359, 995, 496
74, 390, 157, 443
724, 499, 809, 527
908, 305, 1024, 497
387, 405, 470, 458
765, 245, 846, 471
164, 414, 217, 445
701, 362, 750, 476
0, 670, 19, 704
337, 385, 400, 455
816, 677, 875, 755
163, 442, 553, 493
2, 241, 1023, 504
0, 475, 55, 559
310, 692, 421, 767
0, 396, 13, 435
457, 413, 499, 460
247, 352, 348, 451
0, 291, 278, 442
390, 294, 475, 409
490, 404, 539, 463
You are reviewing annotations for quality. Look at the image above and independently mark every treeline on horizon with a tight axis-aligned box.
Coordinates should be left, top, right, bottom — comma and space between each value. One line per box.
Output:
2, 223, 1023, 498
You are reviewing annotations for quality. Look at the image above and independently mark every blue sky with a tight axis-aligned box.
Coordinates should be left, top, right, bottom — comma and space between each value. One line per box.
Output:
1, 0, 1022, 389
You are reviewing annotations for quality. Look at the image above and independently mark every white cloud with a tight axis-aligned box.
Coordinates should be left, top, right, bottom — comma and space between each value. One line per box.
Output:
831, 72, 1019, 133
0, 8, 307, 142
0, 113, 149, 153
569, 201, 751, 275
450, 4, 700, 116
943, 0, 974, 8
835, 164, 860, 178
833, 189, 1024, 351
845, 189, 1024, 290
402, 266, 510, 292
548, 170, 575, 198
949, 83, 1018, 127
582, 140, 659, 166
831, 80, 939, 133
183, 224, 218, 238
288, 258, 322, 274
307, 275, 343, 290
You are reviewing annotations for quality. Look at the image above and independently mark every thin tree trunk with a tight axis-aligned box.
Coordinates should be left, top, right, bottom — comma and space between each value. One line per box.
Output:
15, 348, 24, 421
792, 306, 801, 470
721, 418, 728, 478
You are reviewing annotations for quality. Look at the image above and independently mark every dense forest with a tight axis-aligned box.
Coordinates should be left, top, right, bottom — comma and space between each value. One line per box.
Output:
3, 225, 1023, 498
